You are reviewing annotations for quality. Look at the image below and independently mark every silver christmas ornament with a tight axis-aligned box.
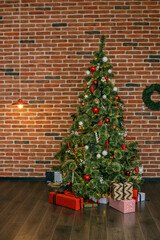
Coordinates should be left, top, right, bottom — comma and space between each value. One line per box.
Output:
100, 177, 104, 184
113, 87, 117, 91
79, 121, 83, 126
101, 77, 105, 82
102, 94, 107, 99
86, 70, 90, 75
139, 166, 143, 174
102, 56, 108, 62
108, 69, 112, 74
96, 66, 99, 70
84, 94, 88, 98
85, 145, 89, 150
102, 150, 108, 156
96, 153, 101, 159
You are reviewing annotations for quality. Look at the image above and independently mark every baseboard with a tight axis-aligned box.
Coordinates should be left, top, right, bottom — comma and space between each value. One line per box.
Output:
0, 177, 45, 181
0, 177, 160, 182
143, 178, 160, 182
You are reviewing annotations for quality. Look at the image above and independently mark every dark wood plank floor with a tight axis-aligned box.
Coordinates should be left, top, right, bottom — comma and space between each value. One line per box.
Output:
0, 180, 160, 240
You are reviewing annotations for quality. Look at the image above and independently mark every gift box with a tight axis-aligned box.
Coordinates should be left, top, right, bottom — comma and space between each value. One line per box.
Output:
138, 192, 145, 202
89, 196, 108, 204
133, 188, 138, 203
123, 182, 133, 200
49, 191, 83, 210
111, 182, 123, 200
111, 181, 133, 200
46, 171, 62, 183
109, 198, 135, 214
84, 200, 98, 208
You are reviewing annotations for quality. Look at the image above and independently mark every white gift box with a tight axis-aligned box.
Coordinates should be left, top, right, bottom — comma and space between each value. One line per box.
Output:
138, 192, 145, 202
89, 196, 108, 204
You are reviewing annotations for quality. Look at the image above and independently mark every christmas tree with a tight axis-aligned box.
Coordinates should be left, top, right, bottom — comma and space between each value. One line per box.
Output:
54, 35, 142, 199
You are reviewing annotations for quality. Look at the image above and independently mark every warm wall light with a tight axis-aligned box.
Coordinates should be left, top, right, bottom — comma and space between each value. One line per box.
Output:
12, 0, 28, 109
12, 99, 28, 109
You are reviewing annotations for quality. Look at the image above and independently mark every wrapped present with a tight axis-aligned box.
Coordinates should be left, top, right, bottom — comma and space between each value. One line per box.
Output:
123, 182, 133, 200
46, 171, 62, 183
49, 191, 83, 210
109, 198, 135, 214
111, 181, 133, 200
111, 182, 123, 200
133, 188, 138, 203
84, 199, 98, 208
89, 196, 108, 204
138, 192, 145, 202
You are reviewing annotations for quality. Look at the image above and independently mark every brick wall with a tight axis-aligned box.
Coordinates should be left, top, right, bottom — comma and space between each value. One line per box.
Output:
0, 0, 159, 178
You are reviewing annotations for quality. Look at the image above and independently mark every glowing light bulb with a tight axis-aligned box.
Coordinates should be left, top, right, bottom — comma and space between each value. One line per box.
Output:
18, 104, 23, 109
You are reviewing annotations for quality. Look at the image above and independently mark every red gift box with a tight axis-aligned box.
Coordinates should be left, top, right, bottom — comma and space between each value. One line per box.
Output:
133, 188, 138, 203
49, 191, 83, 210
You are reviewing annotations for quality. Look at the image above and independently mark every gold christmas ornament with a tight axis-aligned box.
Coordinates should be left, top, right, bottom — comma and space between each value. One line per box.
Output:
94, 98, 100, 104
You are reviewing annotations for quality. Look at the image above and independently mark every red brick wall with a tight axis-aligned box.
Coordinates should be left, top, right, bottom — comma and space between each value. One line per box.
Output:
0, 0, 159, 178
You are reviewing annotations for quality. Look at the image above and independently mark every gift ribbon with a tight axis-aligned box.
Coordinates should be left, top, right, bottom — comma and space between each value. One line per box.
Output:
86, 199, 94, 207
115, 104, 120, 112
95, 132, 99, 143
106, 140, 108, 150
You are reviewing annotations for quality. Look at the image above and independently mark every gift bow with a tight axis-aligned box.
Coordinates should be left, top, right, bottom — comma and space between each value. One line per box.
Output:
86, 199, 95, 207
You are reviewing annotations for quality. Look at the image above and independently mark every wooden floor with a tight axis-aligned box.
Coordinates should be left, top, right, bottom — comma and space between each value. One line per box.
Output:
0, 181, 160, 240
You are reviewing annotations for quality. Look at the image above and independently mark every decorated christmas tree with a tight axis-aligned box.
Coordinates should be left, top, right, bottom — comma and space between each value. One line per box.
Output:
54, 35, 142, 199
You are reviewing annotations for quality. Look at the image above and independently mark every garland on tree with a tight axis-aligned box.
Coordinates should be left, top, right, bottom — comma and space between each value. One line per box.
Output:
142, 84, 160, 111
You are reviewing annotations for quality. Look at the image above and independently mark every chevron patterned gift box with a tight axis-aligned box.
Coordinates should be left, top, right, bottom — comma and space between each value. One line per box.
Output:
111, 181, 133, 200
111, 182, 123, 200
123, 182, 133, 200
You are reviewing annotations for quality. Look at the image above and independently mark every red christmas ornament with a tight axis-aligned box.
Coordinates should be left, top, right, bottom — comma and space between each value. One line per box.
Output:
81, 102, 85, 106
67, 182, 71, 186
104, 118, 110, 123
113, 155, 116, 159
90, 86, 95, 93
116, 96, 120, 101
67, 142, 70, 147
84, 175, 91, 181
82, 144, 84, 147
93, 80, 98, 85
70, 168, 72, 171
122, 144, 126, 151
126, 170, 130, 176
105, 76, 108, 81
135, 167, 139, 174
92, 107, 99, 114
97, 120, 103, 125
90, 66, 96, 73
113, 125, 116, 129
